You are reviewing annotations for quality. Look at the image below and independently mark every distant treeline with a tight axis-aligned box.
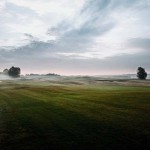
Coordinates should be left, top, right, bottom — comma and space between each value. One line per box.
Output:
25, 73, 60, 76
0, 66, 21, 77
0, 66, 61, 78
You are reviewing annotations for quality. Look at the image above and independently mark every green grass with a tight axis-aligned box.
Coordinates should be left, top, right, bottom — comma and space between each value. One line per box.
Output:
0, 84, 149, 149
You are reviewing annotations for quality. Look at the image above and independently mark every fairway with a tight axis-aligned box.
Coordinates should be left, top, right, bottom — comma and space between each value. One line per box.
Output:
0, 81, 149, 149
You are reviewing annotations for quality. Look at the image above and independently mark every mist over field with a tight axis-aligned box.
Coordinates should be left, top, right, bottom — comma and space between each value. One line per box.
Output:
0, 74, 12, 80
0, 74, 150, 88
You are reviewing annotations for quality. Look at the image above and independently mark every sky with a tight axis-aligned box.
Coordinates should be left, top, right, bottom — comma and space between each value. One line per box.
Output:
0, 0, 150, 75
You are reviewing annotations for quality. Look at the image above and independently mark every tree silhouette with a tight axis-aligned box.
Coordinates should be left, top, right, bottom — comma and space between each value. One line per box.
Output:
8, 66, 21, 77
137, 67, 147, 80
3, 69, 9, 75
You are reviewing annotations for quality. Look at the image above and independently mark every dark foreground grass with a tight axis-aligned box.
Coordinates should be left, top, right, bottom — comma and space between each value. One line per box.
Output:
0, 84, 149, 150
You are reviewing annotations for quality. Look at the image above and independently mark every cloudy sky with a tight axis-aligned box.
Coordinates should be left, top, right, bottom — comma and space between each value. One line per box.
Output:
0, 0, 150, 75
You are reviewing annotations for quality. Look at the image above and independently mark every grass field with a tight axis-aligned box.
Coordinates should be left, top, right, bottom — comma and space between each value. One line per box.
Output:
0, 80, 150, 149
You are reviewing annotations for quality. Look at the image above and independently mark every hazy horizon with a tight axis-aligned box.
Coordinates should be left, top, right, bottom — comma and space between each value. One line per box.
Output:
0, 67, 148, 76
0, 0, 150, 75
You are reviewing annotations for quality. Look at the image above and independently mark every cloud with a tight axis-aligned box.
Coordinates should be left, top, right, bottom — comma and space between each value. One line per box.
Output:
0, 0, 85, 47
0, 0, 150, 74
127, 38, 150, 50
0, 0, 5, 12
24, 33, 34, 39
8, 0, 85, 15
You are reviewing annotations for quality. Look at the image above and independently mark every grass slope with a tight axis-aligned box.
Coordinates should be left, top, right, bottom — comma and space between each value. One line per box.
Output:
0, 84, 149, 149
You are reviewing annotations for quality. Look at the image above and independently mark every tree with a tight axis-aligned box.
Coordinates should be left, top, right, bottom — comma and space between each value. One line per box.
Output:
8, 66, 21, 77
3, 69, 9, 75
137, 67, 147, 80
